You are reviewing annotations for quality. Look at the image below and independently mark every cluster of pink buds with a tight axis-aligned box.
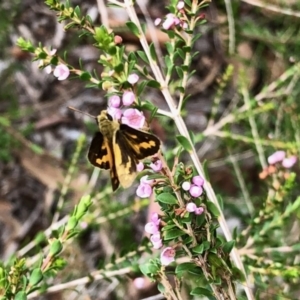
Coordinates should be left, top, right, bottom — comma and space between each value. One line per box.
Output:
136, 158, 162, 198
154, 1, 188, 30
145, 213, 162, 249
267, 151, 297, 168
145, 213, 176, 266
182, 175, 205, 198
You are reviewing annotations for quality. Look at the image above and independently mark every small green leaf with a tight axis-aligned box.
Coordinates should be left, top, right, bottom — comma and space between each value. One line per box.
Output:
176, 135, 192, 152
206, 202, 220, 217
146, 80, 161, 89
165, 42, 174, 54
156, 192, 178, 205
137, 51, 149, 63
175, 66, 184, 79
190, 287, 214, 298
157, 283, 165, 293
15, 291, 27, 300
192, 244, 204, 254
223, 240, 235, 254
80, 72, 91, 81
126, 21, 140, 37
29, 268, 43, 286
175, 262, 195, 273
164, 228, 186, 240
149, 43, 157, 61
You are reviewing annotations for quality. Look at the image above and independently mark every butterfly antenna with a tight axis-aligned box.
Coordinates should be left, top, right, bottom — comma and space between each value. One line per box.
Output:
68, 106, 97, 119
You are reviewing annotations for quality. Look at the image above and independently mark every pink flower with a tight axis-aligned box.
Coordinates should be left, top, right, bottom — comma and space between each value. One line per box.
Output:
268, 151, 286, 165
160, 247, 175, 266
150, 212, 161, 226
195, 207, 204, 215
150, 232, 163, 249
145, 221, 159, 234
192, 175, 204, 187
182, 181, 191, 191
133, 277, 145, 289
136, 182, 152, 198
122, 108, 145, 129
107, 107, 122, 120
122, 91, 135, 106
186, 202, 196, 212
127, 73, 139, 85
189, 185, 203, 197
177, 1, 184, 9
150, 160, 162, 172
140, 175, 154, 185
108, 95, 121, 108
282, 156, 297, 168
137, 162, 144, 172
53, 64, 70, 80
49, 48, 57, 56
162, 14, 180, 30
154, 18, 162, 26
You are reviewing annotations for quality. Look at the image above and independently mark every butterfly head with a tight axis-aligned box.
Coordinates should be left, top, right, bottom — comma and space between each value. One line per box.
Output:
97, 110, 119, 138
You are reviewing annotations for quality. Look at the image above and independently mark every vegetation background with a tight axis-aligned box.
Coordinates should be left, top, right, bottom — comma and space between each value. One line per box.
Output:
1, 0, 300, 299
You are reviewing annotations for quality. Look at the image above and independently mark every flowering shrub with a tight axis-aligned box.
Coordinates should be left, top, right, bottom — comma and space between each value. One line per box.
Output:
3, 0, 299, 299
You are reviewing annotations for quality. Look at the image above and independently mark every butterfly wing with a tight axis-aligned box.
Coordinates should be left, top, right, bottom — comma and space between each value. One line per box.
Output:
119, 124, 161, 159
88, 132, 120, 191
113, 125, 161, 188
113, 129, 138, 188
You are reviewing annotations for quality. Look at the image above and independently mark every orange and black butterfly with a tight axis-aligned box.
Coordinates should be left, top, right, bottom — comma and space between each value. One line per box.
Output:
87, 110, 160, 191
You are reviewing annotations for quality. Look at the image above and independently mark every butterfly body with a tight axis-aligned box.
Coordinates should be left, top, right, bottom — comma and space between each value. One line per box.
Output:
88, 110, 160, 191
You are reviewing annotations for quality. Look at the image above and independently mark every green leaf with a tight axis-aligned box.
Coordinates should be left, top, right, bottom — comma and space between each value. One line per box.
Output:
156, 192, 178, 205
149, 43, 157, 61
126, 21, 140, 37
157, 283, 165, 293
137, 51, 149, 63
15, 291, 27, 300
175, 66, 184, 79
192, 244, 204, 254
146, 80, 161, 89
223, 240, 235, 253
175, 262, 195, 273
217, 195, 224, 211
166, 42, 174, 54
164, 228, 186, 240
206, 202, 220, 217
176, 135, 192, 152
190, 287, 214, 298
29, 268, 43, 286
80, 72, 91, 81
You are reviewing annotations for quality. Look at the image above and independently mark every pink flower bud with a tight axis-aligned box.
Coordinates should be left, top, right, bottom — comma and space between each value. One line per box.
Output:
136, 182, 152, 198
267, 151, 286, 165
53, 64, 70, 80
182, 181, 191, 191
189, 185, 203, 197
150, 232, 162, 249
160, 247, 175, 266
127, 73, 139, 85
145, 221, 159, 234
195, 207, 204, 215
282, 156, 297, 168
186, 202, 197, 212
44, 65, 52, 74
133, 277, 145, 289
150, 212, 161, 226
122, 91, 135, 106
177, 1, 184, 9
150, 160, 162, 172
108, 95, 121, 108
192, 175, 204, 187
